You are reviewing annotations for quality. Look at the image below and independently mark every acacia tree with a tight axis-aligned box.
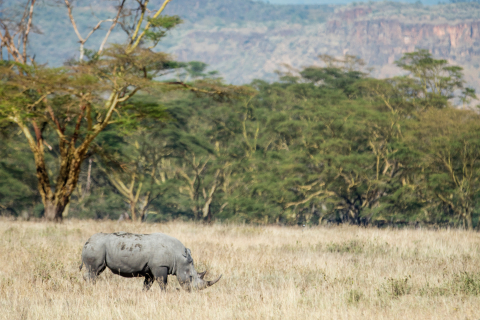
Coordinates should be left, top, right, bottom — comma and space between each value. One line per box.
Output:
409, 108, 480, 230
395, 49, 467, 109
0, 0, 227, 221
95, 122, 176, 222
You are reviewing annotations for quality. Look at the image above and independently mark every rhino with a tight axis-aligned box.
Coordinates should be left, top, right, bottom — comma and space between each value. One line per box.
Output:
79, 231, 221, 291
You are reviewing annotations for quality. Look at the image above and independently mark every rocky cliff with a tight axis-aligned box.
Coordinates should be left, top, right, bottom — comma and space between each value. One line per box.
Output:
326, 5, 480, 69
158, 2, 480, 89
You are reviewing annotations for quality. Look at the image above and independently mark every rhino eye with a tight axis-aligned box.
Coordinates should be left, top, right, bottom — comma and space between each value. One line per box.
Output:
189, 275, 193, 281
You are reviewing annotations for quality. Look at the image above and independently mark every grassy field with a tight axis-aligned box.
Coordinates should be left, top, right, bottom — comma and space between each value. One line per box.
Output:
1, 219, 480, 319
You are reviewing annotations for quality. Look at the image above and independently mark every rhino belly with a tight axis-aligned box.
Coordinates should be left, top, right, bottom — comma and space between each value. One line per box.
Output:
105, 237, 151, 276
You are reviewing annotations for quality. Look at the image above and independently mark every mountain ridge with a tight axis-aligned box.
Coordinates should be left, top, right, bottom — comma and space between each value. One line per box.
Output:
2, 0, 480, 89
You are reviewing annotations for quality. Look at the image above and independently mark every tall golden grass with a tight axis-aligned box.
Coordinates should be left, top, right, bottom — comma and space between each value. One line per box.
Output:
1, 218, 480, 319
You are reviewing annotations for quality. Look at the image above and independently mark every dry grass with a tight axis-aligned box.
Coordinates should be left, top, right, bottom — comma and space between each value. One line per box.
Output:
1, 219, 480, 319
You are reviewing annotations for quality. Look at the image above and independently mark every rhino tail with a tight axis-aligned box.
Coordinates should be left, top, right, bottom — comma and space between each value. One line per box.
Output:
79, 261, 84, 271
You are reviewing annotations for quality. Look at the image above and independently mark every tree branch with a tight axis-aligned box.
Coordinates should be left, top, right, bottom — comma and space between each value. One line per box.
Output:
42, 97, 66, 139
130, 0, 149, 45
134, 181, 143, 204
64, 0, 84, 41
0, 25, 22, 63
64, 0, 117, 60
285, 189, 335, 209
22, 0, 36, 63
77, 92, 119, 154
166, 81, 228, 95
32, 121, 43, 146
117, 87, 139, 102
84, 19, 114, 43
126, 0, 171, 54
98, 0, 125, 54
86, 102, 93, 132
108, 173, 133, 199
72, 105, 86, 144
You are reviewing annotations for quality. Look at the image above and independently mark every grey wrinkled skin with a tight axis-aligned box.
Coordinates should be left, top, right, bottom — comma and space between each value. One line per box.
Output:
79, 232, 221, 291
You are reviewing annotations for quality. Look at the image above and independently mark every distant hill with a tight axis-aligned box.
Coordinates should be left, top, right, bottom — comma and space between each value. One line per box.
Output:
2, 0, 480, 89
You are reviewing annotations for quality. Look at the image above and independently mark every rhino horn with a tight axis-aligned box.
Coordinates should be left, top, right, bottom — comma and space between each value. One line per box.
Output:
207, 274, 222, 287
197, 274, 222, 290
198, 270, 208, 279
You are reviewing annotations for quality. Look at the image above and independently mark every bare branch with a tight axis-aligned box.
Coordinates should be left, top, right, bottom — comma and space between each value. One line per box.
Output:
64, 0, 84, 42
84, 19, 114, 43
0, 24, 22, 63
22, 0, 36, 63
64, 0, 120, 60
98, 0, 126, 54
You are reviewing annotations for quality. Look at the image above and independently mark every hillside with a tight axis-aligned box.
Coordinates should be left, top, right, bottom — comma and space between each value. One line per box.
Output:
3, 0, 480, 87
160, 1, 480, 87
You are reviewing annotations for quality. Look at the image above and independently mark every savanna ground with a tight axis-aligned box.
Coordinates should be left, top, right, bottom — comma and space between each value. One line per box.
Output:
1, 219, 480, 319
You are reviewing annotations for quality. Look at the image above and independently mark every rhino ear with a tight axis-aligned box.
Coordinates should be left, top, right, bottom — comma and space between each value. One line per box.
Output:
183, 248, 193, 263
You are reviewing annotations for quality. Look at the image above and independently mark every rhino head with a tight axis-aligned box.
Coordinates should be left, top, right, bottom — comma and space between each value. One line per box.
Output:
176, 248, 222, 291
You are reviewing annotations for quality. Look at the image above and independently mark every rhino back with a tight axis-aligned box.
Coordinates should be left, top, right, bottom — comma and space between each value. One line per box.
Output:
104, 232, 185, 274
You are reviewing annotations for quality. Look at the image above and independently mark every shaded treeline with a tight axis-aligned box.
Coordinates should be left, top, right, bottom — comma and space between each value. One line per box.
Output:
2, 49, 480, 229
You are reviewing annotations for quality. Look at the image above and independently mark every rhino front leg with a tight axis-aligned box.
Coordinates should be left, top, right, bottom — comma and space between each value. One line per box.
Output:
82, 260, 106, 284
151, 267, 168, 291
143, 275, 154, 291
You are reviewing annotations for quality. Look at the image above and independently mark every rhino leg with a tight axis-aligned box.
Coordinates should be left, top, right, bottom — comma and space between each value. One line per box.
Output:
143, 275, 155, 291
151, 266, 168, 291
83, 259, 106, 284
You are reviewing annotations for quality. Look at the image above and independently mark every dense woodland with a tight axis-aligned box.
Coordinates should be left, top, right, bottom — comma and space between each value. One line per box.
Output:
1, 0, 480, 229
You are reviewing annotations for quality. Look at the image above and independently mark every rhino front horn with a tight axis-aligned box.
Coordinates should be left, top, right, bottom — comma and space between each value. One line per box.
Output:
197, 274, 222, 290
207, 274, 222, 287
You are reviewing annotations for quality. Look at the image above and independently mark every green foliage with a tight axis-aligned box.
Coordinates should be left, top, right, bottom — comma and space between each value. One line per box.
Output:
144, 15, 182, 47
2, 49, 480, 227
395, 49, 466, 109
176, 61, 220, 81
71, 52, 480, 227
0, 127, 40, 216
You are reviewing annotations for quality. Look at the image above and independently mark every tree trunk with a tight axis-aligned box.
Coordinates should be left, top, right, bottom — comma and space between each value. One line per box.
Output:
192, 205, 199, 220
130, 201, 137, 221
43, 197, 68, 221
202, 169, 220, 223
202, 197, 213, 221
138, 193, 150, 222
465, 209, 473, 231
44, 150, 86, 221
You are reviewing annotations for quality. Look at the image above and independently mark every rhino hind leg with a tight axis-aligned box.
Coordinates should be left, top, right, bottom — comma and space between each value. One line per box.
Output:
151, 266, 168, 291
